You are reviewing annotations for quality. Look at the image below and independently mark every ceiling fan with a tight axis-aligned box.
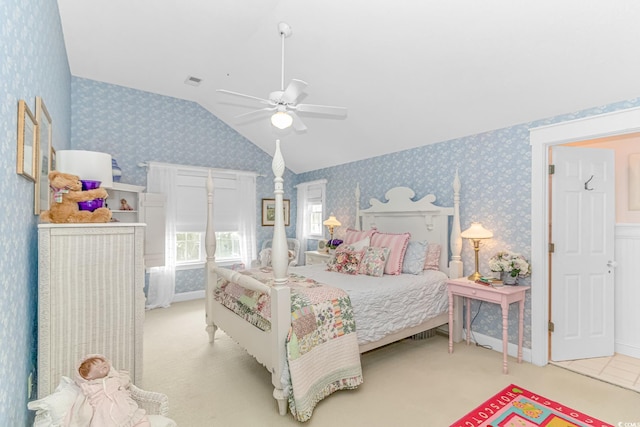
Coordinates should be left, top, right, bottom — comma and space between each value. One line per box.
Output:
217, 22, 347, 132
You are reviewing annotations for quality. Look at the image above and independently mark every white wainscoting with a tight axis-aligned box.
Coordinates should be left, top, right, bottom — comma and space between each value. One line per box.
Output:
615, 224, 640, 358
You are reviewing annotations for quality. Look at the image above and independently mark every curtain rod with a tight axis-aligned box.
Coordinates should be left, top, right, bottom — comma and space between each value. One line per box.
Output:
137, 161, 266, 178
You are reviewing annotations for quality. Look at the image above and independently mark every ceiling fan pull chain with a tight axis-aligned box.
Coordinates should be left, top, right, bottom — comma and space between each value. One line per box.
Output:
280, 30, 285, 91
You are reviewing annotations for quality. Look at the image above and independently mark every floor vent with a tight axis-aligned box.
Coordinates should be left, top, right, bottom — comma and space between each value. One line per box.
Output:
410, 328, 437, 340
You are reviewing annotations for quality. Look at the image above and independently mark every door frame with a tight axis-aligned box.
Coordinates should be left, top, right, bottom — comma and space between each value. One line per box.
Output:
529, 106, 640, 366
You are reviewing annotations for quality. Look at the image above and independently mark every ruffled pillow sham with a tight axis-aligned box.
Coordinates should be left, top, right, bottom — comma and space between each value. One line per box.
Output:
343, 228, 377, 245
424, 243, 441, 271
370, 232, 410, 275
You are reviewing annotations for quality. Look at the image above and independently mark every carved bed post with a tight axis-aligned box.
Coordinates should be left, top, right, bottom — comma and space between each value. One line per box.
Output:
449, 169, 463, 279
205, 171, 218, 342
271, 139, 289, 284
448, 169, 464, 343
269, 139, 289, 414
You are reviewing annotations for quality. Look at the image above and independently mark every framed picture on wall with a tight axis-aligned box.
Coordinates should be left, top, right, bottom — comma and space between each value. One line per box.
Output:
261, 198, 290, 226
16, 99, 37, 182
35, 96, 52, 215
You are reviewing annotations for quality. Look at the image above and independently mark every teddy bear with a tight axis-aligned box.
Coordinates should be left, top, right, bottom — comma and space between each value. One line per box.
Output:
120, 198, 133, 210
40, 171, 112, 223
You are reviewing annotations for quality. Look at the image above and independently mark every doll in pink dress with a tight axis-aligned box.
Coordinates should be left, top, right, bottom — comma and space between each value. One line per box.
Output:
76, 355, 150, 427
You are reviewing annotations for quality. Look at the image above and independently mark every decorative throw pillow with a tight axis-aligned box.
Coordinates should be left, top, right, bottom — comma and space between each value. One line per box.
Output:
343, 228, 377, 245
358, 246, 390, 277
424, 243, 442, 271
402, 240, 429, 275
347, 236, 370, 251
370, 232, 411, 275
326, 247, 363, 275
27, 376, 80, 425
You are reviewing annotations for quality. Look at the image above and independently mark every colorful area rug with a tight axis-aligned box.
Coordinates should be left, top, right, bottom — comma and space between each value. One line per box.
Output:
450, 384, 613, 427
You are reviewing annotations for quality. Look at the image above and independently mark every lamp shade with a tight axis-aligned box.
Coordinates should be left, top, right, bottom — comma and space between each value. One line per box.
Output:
461, 222, 493, 239
271, 111, 293, 129
56, 150, 114, 188
323, 215, 341, 228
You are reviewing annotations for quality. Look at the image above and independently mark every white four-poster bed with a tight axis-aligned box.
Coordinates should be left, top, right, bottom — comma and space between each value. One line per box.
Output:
204, 140, 464, 419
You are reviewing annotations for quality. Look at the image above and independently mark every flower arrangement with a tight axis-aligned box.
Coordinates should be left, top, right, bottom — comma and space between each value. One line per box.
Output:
327, 239, 343, 249
489, 251, 531, 277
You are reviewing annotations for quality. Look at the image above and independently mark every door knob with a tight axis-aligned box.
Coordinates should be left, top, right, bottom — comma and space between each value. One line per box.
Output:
606, 260, 617, 268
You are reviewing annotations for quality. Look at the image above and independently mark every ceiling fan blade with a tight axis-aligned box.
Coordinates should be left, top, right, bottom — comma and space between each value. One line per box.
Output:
234, 107, 276, 121
295, 103, 348, 117
289, 111, 307, 132
217, 89, 273, 106
280, 79, 308, 104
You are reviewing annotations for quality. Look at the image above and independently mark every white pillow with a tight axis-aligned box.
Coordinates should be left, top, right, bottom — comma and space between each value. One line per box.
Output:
347, 236, 370, 251
28, 376, 80, 426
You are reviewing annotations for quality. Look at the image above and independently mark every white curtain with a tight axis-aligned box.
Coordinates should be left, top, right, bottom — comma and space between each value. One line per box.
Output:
296, 185, 309, 266
296, 179, 327, 265
146, 163, 177, 309
236, 174, 257, 268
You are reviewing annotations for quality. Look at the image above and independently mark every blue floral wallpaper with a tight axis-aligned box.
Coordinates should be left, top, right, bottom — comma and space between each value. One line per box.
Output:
2, 1, 640, 424
298, 98, 640, 348
0, 0, 71, 425
71, 78, 297, 294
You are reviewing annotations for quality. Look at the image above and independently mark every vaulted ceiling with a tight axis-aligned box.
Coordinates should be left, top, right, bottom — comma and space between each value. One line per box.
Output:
57, 0, 640, 173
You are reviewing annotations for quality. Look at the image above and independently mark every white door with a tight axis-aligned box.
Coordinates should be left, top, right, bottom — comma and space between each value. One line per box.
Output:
550, 146, 615, 361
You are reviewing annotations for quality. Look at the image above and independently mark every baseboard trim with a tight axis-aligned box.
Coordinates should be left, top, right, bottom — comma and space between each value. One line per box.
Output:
615, 342, 640, 359
462, 329, 533, 363
172, 290, 205, 303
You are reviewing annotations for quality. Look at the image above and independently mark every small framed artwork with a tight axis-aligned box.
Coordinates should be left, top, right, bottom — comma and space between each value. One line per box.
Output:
261, 198, 290, 226
35, 96, 52, 214
16, 99, 37, 182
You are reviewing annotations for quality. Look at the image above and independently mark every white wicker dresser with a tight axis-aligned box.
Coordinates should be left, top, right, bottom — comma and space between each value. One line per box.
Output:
37, 223, 146, 398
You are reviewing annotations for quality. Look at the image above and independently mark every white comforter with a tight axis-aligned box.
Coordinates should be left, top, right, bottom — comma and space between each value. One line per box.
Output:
289, 264, 449, 345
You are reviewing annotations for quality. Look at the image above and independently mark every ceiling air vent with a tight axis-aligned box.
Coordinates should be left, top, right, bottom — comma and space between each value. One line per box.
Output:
184, 76, 202, 87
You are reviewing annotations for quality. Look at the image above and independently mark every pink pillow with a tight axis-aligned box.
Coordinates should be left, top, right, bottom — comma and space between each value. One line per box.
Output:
343, 228, 377, 245
370, 232, 410, 275
326, 247, 363, 275
424, 243, 442, 271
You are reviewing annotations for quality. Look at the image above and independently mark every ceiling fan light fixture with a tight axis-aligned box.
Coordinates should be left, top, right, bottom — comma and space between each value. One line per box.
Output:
271, 111, 293, 129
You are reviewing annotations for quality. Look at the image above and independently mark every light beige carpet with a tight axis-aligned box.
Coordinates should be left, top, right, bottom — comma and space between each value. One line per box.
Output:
141, 299, 639, 426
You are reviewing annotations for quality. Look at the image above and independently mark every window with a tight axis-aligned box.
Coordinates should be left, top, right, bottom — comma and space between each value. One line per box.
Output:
308, 202, 323, 236
175, 231, 241, 265
296, 179, 327, 242
176, 232, 202, 263
173, 168, 255, 267
215, 231, 241, 260
300, 182, 326, 238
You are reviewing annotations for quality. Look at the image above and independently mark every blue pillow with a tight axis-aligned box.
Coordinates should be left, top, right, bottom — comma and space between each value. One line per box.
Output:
401, 240, 428, 275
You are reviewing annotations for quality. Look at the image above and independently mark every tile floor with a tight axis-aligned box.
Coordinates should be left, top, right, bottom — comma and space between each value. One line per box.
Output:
551, 353, 640, 392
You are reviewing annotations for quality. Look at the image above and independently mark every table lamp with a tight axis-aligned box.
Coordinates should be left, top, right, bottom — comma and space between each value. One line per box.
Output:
56, 150, 114, 188
460, 222, 493, 281
323, 214, 341, 244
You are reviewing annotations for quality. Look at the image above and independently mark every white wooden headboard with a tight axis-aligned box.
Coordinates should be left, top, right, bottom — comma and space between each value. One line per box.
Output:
355, 174, 463, 277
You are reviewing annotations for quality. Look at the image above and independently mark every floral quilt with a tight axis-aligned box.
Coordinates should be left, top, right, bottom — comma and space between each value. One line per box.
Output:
214, 267, 363, 421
